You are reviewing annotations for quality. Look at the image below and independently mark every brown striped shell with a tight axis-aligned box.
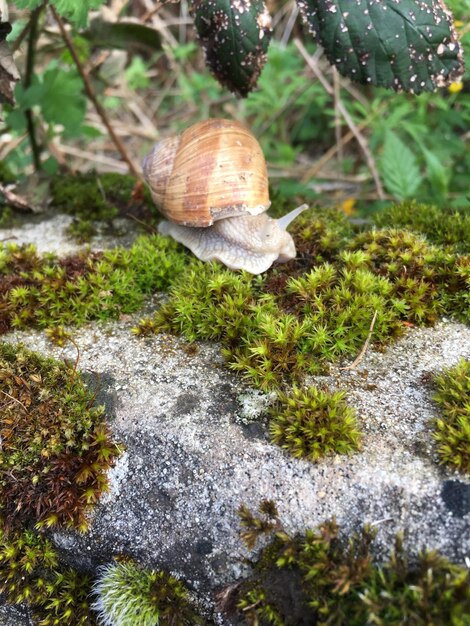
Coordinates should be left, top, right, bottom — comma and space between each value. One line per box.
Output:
142, 118, 270, 227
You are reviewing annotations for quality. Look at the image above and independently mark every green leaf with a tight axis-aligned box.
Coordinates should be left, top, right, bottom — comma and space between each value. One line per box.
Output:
39, 67, 86, 136
297, 0, 464, 93
192, 0, 272, 96
380, 131, 422, 200
14, 0, 106, 27
83, 18, 162, 51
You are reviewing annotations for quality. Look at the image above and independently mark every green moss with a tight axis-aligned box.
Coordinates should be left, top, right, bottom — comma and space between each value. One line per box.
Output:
92, 560, 202, 625
235, 502, 470, 626
0, 161, 15, 184
50, 172, 151, 220
137, 227, 468, 393
0, 234, 187, 334
50, 172, 154, 242
431, 358, 470, 473
373, 202, 470, 253
348, 229, 469, 323
269, 386, 361, 462
0, 527, 96, 625
0, 342, 120, 531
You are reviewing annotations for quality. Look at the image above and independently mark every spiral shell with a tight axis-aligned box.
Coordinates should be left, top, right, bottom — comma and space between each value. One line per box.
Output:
142, 118, 270, 227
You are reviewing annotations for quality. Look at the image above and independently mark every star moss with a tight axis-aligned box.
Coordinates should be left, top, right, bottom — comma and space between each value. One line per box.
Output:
432, 358, 470, 473
235, 502, 470, 626
0, 342, 120, 531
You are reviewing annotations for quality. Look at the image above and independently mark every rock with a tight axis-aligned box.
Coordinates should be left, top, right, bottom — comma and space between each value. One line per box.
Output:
4, 317, 469, 623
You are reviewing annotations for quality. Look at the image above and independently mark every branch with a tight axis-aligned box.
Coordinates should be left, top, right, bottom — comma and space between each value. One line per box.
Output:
50, 6, 142, 180
25, 5, 43, 171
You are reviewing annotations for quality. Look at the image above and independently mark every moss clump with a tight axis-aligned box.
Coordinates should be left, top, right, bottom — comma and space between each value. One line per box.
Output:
373, 202, 470, 253
431, 358, 470, 473
0, 342, 120, 530
0, 527, 96, 625
0, 234, 187, 334
92, 560, 202, 625
235, 502, 470, 626
269, 386, 361, 462
284, 206, 354, 267
137, 227, 468, 393
50, 172, 154, 242
348, 229, 469, 323
50, 172, 152, 220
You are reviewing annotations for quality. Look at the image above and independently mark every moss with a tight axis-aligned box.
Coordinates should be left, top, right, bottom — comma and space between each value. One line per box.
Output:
348, 229, 469, 323
50, 172, 154, 242
373, 201, 470, 253
0, 342, 120, 531
92, 560, 202, 625
269, 386, 361, 462
0, 234, 187, 334
431, 358, 470, 473
0, 527, 96, 625
235, 502, 470, 626
50, 172, 152, 220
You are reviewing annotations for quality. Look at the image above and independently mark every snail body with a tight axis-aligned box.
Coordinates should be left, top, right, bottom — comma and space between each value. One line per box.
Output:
142, 118, 306, 274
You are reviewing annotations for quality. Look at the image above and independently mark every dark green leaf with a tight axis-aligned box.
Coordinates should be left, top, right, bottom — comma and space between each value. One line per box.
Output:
83, 18, 162, 52
297, 0, 464, 93
192, 0, 272, 96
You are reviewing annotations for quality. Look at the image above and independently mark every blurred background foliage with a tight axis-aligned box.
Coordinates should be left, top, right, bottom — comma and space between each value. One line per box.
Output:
0, 0, 469, 215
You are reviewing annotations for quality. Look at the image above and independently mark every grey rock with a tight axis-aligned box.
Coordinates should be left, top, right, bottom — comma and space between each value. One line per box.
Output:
4, 317, 470, 623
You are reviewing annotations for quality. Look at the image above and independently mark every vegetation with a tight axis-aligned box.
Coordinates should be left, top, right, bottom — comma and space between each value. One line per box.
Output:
1, 4, 469, 208
135, 207, 469, 392
0, 342, 120, 531
92, 560, 202, 626
269, 386, 361, 462
235, 501, 470, 625
0, 511, 97, 625
432, 358, 470, 473
0, 234, 186, 334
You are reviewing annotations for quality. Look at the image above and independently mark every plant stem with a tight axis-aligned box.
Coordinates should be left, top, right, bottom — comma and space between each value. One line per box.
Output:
25, 5, 43, 171
50, 6, 142, 180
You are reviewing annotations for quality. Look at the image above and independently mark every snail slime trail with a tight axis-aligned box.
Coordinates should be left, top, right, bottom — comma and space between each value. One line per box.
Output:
142, 118, 308, 274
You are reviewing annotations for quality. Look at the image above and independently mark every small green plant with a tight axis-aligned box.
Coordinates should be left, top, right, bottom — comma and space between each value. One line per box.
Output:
269, 386, 362, 462
0, 342, 120, 530
0, 526, 96, 625
235, 501, 470, 625
432, 358, 470, 473
373, 202, 470, 253
0, 233, 187, 334
92, 560, 202, 626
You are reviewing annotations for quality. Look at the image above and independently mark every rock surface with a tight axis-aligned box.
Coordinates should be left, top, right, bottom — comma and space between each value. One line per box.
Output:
2, 316, 469, 624
1, 215, 469, 624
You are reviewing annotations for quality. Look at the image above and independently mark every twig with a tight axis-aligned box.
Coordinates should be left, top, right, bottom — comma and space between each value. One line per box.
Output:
56, 143, 129, 171
50, 6, 142, 179
0, 389, 28, 412
0, 183, 34, 211
25, 5, 43, 171
340, 310, 378, 371
333, 68, 344, 165
294, 39, 385, 199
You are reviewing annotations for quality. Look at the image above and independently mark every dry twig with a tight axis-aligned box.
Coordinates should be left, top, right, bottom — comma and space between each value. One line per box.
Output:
50, 6, 142, 179
294, 38, 385, 199
340, 310, 378, 371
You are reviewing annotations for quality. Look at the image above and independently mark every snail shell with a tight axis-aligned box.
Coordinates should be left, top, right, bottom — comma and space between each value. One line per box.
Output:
142, 118, 269, 227
142, 118, 306, 274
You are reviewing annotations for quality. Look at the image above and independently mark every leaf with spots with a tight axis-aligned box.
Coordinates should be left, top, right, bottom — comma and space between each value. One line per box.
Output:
191, 0, 272, 97
297, 0, 464, 93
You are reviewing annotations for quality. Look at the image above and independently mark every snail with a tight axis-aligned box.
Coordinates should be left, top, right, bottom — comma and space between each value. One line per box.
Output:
142, 118, 307, 274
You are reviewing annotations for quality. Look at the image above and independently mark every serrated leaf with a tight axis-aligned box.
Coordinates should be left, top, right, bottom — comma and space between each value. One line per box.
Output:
297, 0, 464, 93
191, 0, 272, 96
380, 131, 422, 200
